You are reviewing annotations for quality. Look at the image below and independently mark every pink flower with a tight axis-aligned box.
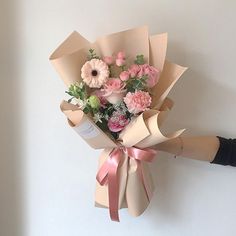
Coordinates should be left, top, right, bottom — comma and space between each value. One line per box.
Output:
103, 78, 126, 104
108, 111, 129, 132
128, 64, 140, 77
124, 90, 152, 114
103, 78, 125, 94
81, 59, 109, 88
128, 64, 160, 88
116, 58, 126, 67
138, 64, 160, 88
119, 71, 130, 81
103, 56, 114, 65
117, 51, 126, 59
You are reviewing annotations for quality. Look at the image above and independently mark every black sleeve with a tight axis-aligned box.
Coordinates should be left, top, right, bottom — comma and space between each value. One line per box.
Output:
211, 136, 236, 166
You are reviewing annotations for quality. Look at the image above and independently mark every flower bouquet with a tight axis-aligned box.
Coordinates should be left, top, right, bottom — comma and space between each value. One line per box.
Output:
49, 26, 187, 222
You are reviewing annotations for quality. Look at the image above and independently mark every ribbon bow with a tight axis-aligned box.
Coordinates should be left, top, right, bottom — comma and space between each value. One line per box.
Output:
96, 146, 157, 222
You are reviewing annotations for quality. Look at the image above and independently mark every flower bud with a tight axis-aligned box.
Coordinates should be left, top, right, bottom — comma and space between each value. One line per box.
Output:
88, 95, 100, 109
119, 71, 130, 81
103, 56, 114, 65
117, 51, 126, 59
116, 58, 126, 67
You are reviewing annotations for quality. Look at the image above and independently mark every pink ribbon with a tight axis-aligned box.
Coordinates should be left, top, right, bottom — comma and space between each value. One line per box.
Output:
96, 146, 157, 222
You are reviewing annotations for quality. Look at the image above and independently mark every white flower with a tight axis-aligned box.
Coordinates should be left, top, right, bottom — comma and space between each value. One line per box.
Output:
78, 82, 84, 89
72, 98, 87, 109
93, 112, 103, 123
104, 114, 109, 120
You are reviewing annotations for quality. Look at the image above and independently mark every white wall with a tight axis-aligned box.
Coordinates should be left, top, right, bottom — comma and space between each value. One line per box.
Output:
1, 0, 236, 235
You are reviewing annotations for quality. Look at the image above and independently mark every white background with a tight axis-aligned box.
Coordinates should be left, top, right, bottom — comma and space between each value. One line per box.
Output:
1, 0, 236, 236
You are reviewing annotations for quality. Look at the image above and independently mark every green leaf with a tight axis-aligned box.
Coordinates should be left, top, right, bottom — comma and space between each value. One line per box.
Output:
65, 91, 74, 96
110, 132, 119, 140
96, 118, 109, 131
134, 54, 145, 65
67, 98, 73, 103
66, 82, 87, 101
87, 48, 100, 60
83, 106, 90, 114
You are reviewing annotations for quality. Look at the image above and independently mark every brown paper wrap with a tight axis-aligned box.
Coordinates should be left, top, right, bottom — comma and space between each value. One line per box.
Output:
50, 26, 187, 219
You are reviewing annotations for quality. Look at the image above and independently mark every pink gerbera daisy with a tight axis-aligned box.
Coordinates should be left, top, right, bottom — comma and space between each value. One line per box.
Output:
81, 59, 109, 88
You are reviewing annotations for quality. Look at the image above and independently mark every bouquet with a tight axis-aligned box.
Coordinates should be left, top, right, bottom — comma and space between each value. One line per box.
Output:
65, 49, 161, 139
49, 26, 187, 222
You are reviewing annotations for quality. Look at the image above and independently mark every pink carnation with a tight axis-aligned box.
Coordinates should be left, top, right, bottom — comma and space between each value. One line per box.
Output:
128, 64, 160, 88
108, 111, 129, 132
124, 90, 152, 114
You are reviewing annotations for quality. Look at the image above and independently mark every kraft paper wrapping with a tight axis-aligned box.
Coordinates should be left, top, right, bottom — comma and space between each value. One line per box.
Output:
60, 101, 185, 216
60, 101, 116, 148
50, 26, 187, 218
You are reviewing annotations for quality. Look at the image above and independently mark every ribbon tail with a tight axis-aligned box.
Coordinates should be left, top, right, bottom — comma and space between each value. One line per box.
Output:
97, 148, 122, 222
108, 163, 120, 222
137, 160, 153, 202
126, 147, 157, 203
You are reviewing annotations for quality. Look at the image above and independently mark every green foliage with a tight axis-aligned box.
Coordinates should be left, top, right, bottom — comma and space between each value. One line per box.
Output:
87, 48, 100, 60
67, 97, 73, 103
126, 75, 148, 92
110, 132, 119, 140
65, 83, 87, 100
83, 106, 90, 114
96, 118, 109, 131
102, 103, 115, 118
134, 54, 145, 65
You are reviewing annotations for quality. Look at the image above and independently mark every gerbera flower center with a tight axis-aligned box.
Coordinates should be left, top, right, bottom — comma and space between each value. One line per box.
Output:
92, 70, 98, 76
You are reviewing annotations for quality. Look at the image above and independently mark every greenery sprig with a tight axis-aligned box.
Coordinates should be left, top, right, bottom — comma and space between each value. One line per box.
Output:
87, 48, 100, 60
125, 75, 148, 92
65, 82, 87, 102
134, 54, 145, 65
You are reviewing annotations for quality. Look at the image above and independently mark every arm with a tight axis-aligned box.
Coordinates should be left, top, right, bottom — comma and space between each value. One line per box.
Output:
153, 136, 220, 162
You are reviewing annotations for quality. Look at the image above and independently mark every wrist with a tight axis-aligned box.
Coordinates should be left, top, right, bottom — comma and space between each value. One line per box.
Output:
154, 137, 184, 156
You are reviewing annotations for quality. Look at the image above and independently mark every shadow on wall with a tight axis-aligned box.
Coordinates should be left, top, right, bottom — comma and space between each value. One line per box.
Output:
0, 1, 23, 236
147, 42, 236, 226
155, 37, 236, 137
